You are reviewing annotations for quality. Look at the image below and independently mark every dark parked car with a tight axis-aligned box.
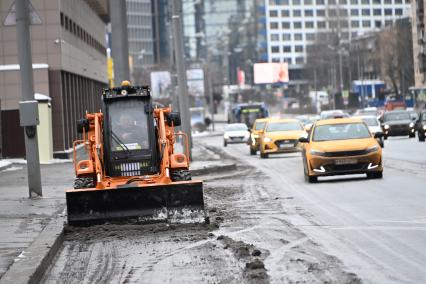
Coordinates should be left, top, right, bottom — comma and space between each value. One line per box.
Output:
381, 110, 416, 139
416, 111, 426, 142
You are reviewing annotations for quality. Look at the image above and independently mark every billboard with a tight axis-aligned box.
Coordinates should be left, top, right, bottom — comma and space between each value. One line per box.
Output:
150, 71, 172, 99
186, 69, 204, 97
253, 63, 289, 84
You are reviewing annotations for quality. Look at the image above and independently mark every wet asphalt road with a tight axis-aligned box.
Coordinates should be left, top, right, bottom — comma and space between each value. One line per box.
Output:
203, 134, 426, 284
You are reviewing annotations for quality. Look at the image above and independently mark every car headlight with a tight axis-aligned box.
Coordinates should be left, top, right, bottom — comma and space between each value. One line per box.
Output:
224, 134, 229, 139
263, 137, 272, 143
310, 149, 325, 156
384, 124, 390, 130
365, 145, 379, 154
409, 122, 414, 128
423, 125, 426, 130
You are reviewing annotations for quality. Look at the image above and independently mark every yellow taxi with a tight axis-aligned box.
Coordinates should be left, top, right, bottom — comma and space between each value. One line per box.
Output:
248, 118, 270, 155
259, 118, 307, 158
298, 118, 383, 183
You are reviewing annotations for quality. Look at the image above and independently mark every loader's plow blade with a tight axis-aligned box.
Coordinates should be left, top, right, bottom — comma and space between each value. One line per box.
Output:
66, 181, 204, 226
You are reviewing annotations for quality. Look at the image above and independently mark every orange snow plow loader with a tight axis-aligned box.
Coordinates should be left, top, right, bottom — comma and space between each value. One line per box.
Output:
66, 82, 204, 226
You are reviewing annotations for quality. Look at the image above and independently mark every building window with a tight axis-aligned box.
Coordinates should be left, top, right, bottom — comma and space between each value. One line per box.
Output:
296, 57, 304, 64
270, 22, 279, 29
373, 0, 381, 3
295, 45, 304, 52
361, 0, 369, 4
384, 9, 392, 15
316, 0, 325, 3
272, 58, 281, 62
293, 0, 301, 4
317, 21, 326, 28
395, 9, 403, 15
271, 34, 279, 41
351, 0, 359, 3
351, 20, 360, 27
282, 22, 291, 29
328, 0, 336, 4
339, 0, 347, 4
283, 46, 292, 52
305, 21, 314, 28
384, 0, 392, 3
272, 46, 280, 53
284, 58, 292, 64
385, 20, 393, 26
362, 9, 371, 15
351, 9, 359, 16
294, 22, 302, 29
269, 0, 290, 4
269, 10, 279, 17
281, 10, 290, 17
294, 33, 303, 40
317, 9, 326, 16
362, 20, 371, 27
339, 9, 348, 16
394, 0, 402, 3
293, 10, 302, 17
304, 0, 313, 4
306, 33, 316, 40
283, 33, 292, 40
329, 10, 337, 17
375, 21, 382, 28
305, 10, 314, 17
373, 9, 382, 15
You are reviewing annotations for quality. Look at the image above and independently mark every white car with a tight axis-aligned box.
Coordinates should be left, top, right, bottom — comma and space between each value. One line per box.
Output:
359, 115, 385, 148
223, 123, 249, 147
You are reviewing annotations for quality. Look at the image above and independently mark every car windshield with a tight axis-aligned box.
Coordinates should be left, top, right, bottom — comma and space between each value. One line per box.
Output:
313, 123, 371, 142
226, 124, 247, 131
266, 122, 303, 132
254, 122, 266, 131
362, 117, 379, 127
109, 99, 150, 151
384, 112, 410, 121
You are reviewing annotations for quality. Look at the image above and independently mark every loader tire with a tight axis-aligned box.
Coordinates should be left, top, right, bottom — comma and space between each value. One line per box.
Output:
74, 177, 95, 189
171, 169, 192, 182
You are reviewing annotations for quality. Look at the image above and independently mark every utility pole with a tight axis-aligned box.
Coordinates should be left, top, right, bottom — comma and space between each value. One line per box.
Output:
16, 0, 42, 197
171, 0, 192, 154
109, 0, 130, 86
206, 52, 215, 131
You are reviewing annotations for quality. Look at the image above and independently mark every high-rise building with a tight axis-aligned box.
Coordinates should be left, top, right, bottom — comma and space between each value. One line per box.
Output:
412, 0, 426, 87
152, 0, 171, 66
126, 0, 155, 82
265, 0, 411, 67
0, 0, 108, 157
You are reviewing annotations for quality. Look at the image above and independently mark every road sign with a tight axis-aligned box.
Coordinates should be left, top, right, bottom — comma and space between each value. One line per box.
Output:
3, 0, 42, 26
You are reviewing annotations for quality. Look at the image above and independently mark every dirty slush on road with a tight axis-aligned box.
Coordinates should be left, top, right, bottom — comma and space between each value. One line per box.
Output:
41, 140, 361, 284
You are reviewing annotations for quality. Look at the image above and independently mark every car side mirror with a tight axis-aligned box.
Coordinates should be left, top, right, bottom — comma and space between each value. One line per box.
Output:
374, 132, 384, 138
166, 112, 181, 127
298, 137, 309, 143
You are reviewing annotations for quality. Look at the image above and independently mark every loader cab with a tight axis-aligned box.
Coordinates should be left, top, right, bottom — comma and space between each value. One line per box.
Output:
102, 85, 159, 177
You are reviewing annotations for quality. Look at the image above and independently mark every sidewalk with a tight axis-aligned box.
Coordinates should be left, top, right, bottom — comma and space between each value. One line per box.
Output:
0, 137, 234, 283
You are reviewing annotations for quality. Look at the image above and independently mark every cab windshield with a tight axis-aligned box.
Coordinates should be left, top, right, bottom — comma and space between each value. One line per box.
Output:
254, 122, 266, 131
109, 100, 150, 151
313, 123, 371, 142
266, 122, 303, 132
362, 117, 379, 127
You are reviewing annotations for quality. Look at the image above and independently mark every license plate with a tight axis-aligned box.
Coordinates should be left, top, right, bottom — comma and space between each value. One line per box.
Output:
334, 159, 357, 165
279, 143, 294, 149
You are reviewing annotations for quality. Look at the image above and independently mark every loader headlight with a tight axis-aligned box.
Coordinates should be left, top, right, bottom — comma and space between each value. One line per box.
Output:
365, 145, 379, 154
310, 149, 325, 156
263, 137, 272, 143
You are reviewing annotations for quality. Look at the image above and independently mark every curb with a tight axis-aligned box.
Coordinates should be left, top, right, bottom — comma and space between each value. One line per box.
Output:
191, 162, 237, 176
0, 213, 65, 284
0, 162, 12, 172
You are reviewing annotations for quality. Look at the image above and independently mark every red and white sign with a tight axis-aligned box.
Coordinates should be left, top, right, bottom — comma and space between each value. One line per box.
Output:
253, 63, 289, 84
237, 67, 245, 86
